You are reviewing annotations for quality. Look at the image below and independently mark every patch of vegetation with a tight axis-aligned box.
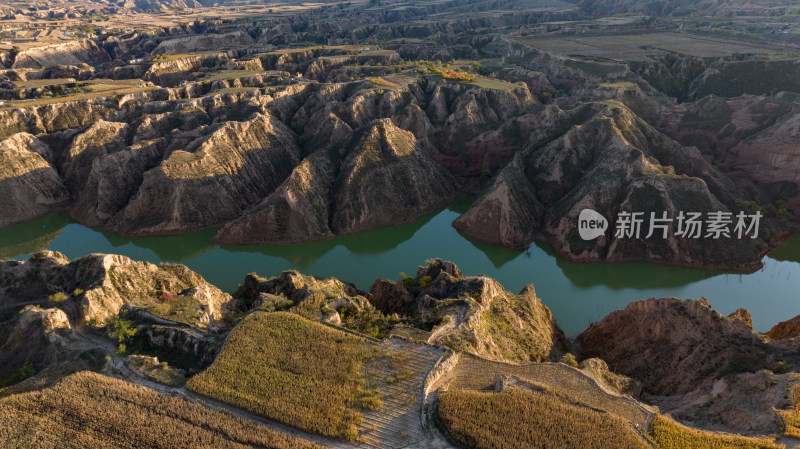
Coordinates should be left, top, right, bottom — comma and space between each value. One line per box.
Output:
561, 353, 578, 367
129, 355, 186, 387
187, 312, 382, 441
47, 292, 67, 307
650, 415, 783, 449
780, 385, 800, 438
437, 388, 650, 449
736, 199, 763, 214
11, 364, 34, 384
106, 317, 137, 355
0, 371, 325, 449
339, 305, 400, 339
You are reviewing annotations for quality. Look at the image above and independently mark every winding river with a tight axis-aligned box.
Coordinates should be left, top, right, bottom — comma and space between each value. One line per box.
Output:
2, 196, 798, 335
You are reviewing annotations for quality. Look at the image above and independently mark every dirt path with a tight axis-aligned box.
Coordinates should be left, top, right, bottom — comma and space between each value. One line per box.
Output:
72, 324, 456, 449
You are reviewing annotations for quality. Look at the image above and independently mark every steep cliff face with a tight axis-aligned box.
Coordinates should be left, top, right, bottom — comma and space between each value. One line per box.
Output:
0, 133, 69, 227
214, 150, 336, 245
579, 298, 772, 396
143, 53, 227, 87
455, 101, 771, 270
657, 92, 800, 213
108, 112, 301, 236
577, 297, 800, 432
215, 119, 456, 244
12, 40, 111, 70
0, 306, 74, 380
767, 315, 800, 340
657, 92, 800, 173
330, 118, 456, 234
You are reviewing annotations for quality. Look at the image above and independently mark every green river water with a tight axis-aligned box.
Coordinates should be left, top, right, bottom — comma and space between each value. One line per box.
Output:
1, 198, 799, 335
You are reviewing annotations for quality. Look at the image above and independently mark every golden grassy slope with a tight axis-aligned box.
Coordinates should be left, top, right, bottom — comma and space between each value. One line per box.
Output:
436, 387, 650, 449
650, 415, 783, 449
0, 371, 324, 449
187, 311, 382, 441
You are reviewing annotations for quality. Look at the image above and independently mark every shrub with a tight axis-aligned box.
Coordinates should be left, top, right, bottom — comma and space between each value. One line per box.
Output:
419, 276, 433, 287
777, 200, 790, 218
106, 317, 137, 343
561, 353, 578, 367
12, 364, 35, 383
48, 292, 68, 307
72, 288, 84, 297
402, 277, 416, 288
773, 361, 789, 374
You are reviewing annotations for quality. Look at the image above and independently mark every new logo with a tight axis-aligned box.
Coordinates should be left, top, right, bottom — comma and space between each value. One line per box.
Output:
578, 209, 608, 241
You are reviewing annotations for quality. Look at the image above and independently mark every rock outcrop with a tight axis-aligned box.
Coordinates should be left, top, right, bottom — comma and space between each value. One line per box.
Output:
215, 119, 456, 244
0, 251, 232, 326
369, 259, 568, 363
109, 112, 301, 236
578, 297, 800, 433
0, 306, 74, 381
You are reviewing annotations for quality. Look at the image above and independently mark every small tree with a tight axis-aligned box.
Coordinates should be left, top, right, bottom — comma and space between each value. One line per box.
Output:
561, 353, 578, 367
107, 317, 137, 343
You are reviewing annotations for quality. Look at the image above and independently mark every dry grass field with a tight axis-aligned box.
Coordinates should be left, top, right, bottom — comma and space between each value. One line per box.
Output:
437, 387, 650, 449
0, 371, 325, 449
186, 311, 382, 441
649, 415, 784, 449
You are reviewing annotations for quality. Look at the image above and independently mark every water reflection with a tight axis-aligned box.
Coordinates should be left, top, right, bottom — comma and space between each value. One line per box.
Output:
0, 213, 70, 259
98, 227, 219, 261
0, 205, 798, 335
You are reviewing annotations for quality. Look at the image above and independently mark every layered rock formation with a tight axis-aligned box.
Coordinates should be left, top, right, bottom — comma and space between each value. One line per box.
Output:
578, 297, 800, 432
455, 101, 773, 270
0, 34, 794, 271
215, 119, 456, 244
369, 259, 568, 363
0, 306, 75, 381
12, 40, 111, 70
